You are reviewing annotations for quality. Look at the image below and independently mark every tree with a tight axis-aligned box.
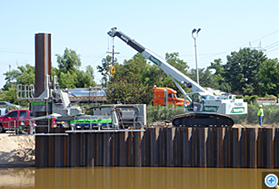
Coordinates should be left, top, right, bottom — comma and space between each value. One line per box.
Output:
141, 63, 162, 86
258, 58, 279, 96
1, 87, 19, 104
59, 71, 77, 89
106, 80, 153, 105
56, 48, 81, 74
152, 52, 190, 96
16, 64, 35, 85
209, 58, 226, 87
75, 65, 96, 88
222, 48, 267, 95
112, 53, 147, 84
56, 48, 96, 88
188, 68, 219, 90
97, 55, 115, 87
165, 52, 189, 75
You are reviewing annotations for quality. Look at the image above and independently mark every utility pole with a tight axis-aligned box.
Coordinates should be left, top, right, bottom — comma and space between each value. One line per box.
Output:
107, 38, 119, 82
107, 38, 120, 67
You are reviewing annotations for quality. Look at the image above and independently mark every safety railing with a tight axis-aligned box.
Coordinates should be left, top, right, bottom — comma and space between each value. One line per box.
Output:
69, 115, 146, 131
2, 118, 36, 135
17, 84, 35, 100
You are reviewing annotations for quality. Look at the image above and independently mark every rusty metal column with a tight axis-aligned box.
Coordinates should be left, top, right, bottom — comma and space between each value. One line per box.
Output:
35, 33, 51, 97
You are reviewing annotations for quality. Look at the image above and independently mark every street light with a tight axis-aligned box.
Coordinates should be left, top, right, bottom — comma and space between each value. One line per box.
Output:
192, 28, 201, 85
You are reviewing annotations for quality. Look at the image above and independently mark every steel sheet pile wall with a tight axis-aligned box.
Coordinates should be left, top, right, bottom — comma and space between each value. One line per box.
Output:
35, 128, 279, 168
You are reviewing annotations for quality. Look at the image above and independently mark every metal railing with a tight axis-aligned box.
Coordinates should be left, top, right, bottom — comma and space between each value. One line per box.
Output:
16, 84, 35, 100
69, 115, 145, 131
2, 118, 36, 135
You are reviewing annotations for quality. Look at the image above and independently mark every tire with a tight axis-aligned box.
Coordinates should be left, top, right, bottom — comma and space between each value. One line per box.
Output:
0, 124, 6, 133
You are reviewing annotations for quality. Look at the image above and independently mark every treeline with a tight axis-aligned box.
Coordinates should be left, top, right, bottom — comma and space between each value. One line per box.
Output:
100, 48, 279, 104
1, 47, 279, 107
1, 48, 96, 106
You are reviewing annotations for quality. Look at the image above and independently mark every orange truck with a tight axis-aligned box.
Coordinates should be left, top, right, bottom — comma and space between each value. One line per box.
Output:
153, 86, 190, 106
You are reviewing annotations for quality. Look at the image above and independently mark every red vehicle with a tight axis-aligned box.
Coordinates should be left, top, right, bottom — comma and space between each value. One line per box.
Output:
0, 109, 34, 133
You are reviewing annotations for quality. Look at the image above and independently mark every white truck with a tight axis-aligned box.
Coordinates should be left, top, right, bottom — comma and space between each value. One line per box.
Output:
107, 27, 247, 127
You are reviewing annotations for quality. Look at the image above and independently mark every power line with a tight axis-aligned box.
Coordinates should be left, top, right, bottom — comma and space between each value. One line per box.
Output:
264, 41, 279, 51
266, 47, 279, 53
194, 30, 279, 61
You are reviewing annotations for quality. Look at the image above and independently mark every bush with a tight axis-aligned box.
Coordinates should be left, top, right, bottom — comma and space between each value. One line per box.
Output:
147, 104, 279, 125
147, 105, 184, 124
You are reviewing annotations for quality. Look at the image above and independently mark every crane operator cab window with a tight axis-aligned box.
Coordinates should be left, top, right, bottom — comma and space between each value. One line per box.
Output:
192, 93, 203, 112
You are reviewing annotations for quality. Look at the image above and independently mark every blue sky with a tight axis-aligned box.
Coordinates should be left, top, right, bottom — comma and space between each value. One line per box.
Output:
0, 0, 278, 88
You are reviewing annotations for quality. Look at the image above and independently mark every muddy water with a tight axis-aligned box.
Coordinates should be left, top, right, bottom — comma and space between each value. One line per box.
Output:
0, 167, 274, 189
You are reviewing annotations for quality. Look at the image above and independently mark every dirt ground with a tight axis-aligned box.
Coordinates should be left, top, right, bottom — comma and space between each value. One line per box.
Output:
233, 123, 279, 128
0, 132, 35, 167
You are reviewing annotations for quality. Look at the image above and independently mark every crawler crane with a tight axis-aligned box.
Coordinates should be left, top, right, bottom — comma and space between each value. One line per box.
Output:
108, 27, 247, 127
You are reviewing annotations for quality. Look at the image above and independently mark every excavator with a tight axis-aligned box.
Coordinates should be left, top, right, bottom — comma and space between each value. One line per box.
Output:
107, 27, 247, 127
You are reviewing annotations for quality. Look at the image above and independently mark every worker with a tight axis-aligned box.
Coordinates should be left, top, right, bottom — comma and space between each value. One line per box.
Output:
194, 94, 201, 102
257, 105, 264, 126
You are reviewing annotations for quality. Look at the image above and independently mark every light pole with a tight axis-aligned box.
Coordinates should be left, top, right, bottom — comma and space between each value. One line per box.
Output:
192, 28, 201, 85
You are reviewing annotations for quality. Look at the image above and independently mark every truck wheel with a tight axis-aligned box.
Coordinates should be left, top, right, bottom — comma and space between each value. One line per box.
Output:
0, 124, 6, 133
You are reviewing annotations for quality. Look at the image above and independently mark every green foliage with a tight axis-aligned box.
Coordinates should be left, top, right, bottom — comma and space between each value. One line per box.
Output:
232, 104, 279, 124
187, 67, 219, 89
223, 48, 267, 95
59, 71, 77, 89
56, 48, 96, 88
1, 87, 18, 103
147, 104, 279, 125
258, 58, 279, 96
165, 52, 189, 75
56, 47, 81, 74
0, 87, 29, 107
209, 49, 269, 95
75, 65, 96, 88
146, 104, 184, 124
106, 80, 153, 105
16, 64, 35, 85
97, 55, 115, 87
105, 52, 192, 103
1, 48, 97, 105
113, 53, 147, 83
236, 95, 259, 104
3, 64, 34, 90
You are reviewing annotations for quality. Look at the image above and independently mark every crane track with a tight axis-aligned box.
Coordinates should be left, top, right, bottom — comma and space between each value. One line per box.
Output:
172, 113, 234, 128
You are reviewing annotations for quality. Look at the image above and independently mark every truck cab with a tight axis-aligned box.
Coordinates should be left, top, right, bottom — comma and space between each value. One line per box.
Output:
153, 86, 190, 106
0, 109, 34, 133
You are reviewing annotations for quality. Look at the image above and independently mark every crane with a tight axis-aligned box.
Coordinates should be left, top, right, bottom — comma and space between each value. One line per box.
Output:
107, 27, 247, 127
